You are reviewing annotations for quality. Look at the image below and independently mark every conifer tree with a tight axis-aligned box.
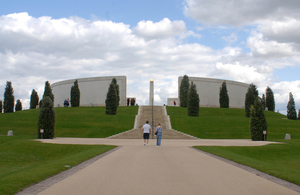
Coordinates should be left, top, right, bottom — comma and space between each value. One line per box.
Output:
250, 97, 267, 141
261, 94, 266, 110
287, 92, 297, 120
180, 75, 190, 107
70, 79, 80, 107
266, 87, 275, 111
298, 109, 300, 120
40, 81, 54, 107
219, 81, 229, 108
0, 100, 2, 113
105, 82, 117, 115
15, 99, 22, 111
245, 83, 258, 117
111, 78, 120, 107
188, 82, 200, 116
37, 96, 56, 139
30, 89, 39, 109
4, 81, 15, 113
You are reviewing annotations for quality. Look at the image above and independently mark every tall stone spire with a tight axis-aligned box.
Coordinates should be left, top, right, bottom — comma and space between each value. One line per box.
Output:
149, 78, 154, 105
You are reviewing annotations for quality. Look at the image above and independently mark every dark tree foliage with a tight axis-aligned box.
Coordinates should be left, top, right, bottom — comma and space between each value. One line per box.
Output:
43, 81, 54, 102
298, 109, 300, 120
188, 82, 200, 116
15, 99, 22, 111
219, 81, 229, 108
180, 75, 190, 107
39, 100, 43, 108
0, 100, 2, 113
287, 92, 297, 120
111, 78, 120, 107
261, 94, 266, 110
266, 87, 275, 111
70, 79, 80, 107
4, 81, 15, 113
37, 96, 56, 139
245, 83, 258, 117
250, 97, 267, 141
30, 89, 39, 109
105, 82, 117, 115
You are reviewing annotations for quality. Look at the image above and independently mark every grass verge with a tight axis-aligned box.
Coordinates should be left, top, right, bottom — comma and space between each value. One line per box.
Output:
0, 136, 116, 195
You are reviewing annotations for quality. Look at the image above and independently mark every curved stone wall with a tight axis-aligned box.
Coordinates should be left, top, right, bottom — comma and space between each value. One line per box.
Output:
178, 77, 249, 108
51, 76, 126, 107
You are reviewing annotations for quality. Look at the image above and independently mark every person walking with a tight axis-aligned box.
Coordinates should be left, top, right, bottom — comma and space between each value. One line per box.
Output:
142, 121, 151, 146
156, 123, 163, 146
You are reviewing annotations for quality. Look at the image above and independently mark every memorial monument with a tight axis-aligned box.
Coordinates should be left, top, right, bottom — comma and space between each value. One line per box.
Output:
149, 78, 154, 106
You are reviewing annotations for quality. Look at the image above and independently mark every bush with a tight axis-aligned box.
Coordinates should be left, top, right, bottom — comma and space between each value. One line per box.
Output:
37, 96, 56, 139
188, 82, 199, 116
250, 97, 267, 141
30, 89, 39, 109
287, 92, 297, 120
219, 81, 229, 108
180, 75, 190, 107
266, 86, 275, 111
15, 99, 22, 111
111, 78, 120, 107
70, 80, 80, 107
4, 81, 15, 113
105, 82, 117, 115
245, 83, 258, 117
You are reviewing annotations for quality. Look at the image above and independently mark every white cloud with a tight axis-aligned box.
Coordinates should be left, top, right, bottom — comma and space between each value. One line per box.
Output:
133, 18, 186, 40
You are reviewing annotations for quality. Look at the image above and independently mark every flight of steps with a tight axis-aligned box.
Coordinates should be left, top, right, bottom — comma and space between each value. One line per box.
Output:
109, 106, 197, 139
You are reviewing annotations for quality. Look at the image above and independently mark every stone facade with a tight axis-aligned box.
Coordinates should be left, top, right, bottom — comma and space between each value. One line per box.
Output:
51, 76, 126, 107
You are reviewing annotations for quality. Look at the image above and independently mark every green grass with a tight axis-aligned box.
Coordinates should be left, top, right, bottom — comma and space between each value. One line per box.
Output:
167, 106, 300, 140
194, 140, 300, 186
0, 136, 116, 195
0, 106, 138, 138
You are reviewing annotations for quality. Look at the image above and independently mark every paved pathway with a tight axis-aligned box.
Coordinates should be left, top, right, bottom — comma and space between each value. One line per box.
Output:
19, 138, 299, 195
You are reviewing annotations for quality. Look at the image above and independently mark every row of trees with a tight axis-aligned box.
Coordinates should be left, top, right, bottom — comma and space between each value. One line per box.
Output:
105, 78, 120, 115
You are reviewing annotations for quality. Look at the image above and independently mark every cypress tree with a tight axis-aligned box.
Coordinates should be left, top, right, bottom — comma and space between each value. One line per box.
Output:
261, 94, 266, 110
105, 82, 117, 115
180, 75, 190, 107
188, 82, 200, 116
0, 100, 2, 113
250, 97, 267, 141
111, 78, 120, 107
287, 92, 297, 120
245, 83, 258, 117
298, 109, 300, 120
4, 81, 15, 113
219, 81, 229, 108
37, 96, 56, 139
266, 87, 275, 111
40, 81, 54, 108
15, 99, 22, 111
30, 89, 39, 109
70, 79, 80, 107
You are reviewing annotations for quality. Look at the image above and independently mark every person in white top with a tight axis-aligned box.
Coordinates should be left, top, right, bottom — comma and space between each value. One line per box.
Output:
141, 121, 151, 146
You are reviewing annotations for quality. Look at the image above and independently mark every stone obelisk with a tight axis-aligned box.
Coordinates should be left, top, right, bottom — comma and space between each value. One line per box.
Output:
149, 78, 154, 106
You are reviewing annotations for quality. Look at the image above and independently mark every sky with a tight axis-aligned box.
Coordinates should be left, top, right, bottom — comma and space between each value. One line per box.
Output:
0, 0, 300, 114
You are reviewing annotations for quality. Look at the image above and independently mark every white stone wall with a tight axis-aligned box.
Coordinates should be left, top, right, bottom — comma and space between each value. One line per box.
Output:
178, 77, 249, 108
51, 76, 127, 107
167, 98, 179, 106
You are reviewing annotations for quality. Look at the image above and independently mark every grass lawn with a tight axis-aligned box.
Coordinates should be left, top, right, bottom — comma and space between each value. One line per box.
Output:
0, 136, 116, 195
0, 106, 138, 138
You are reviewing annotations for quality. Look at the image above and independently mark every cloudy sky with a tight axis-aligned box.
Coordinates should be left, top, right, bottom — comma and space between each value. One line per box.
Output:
1, 0, 299, 114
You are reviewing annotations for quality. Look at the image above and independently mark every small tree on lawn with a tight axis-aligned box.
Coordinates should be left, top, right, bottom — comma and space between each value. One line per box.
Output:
250, 97, 267, 141
30, 89, 39, 109
219, 81, 229, 108
37, 96, 56, 139
70, 79, 80, 107
287, 92, 297, 120
40, 81, 54, 108
180, 75, 190, 107
111, 78, 120, 107
105, 82, 117, 115
298, 109, 300, 120
0, 100, 2, 113
188, 82, 200, 116
245, 83, 258, 117
261, 94, 266, 110
15, 99, 22, 111
266, 86, 275, 111
4, 81, 15, 113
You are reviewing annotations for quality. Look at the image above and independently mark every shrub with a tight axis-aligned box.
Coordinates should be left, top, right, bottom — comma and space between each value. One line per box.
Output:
219, 81, 229, 108
70, 79, 80, 107
4, 81, 15, 113
180, 75, 190, 107
15, 99, 22, 111
245, 83, 258, 117
287, 92, 297, 120
105, 82, 117, 115
188, 82, 200, 116
111, 78, 120, 107
37, 96, 56, 139
250, 97, 267, 141
266, 86, 275, 111
30, 89, 39, 109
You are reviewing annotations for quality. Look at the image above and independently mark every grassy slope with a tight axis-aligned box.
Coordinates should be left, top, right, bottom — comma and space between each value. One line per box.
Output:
0, 106, 138, 138
0, 136, 116, 195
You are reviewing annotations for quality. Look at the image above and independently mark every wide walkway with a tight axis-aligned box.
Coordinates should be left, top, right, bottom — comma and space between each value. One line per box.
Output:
23, 138, 299, 195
